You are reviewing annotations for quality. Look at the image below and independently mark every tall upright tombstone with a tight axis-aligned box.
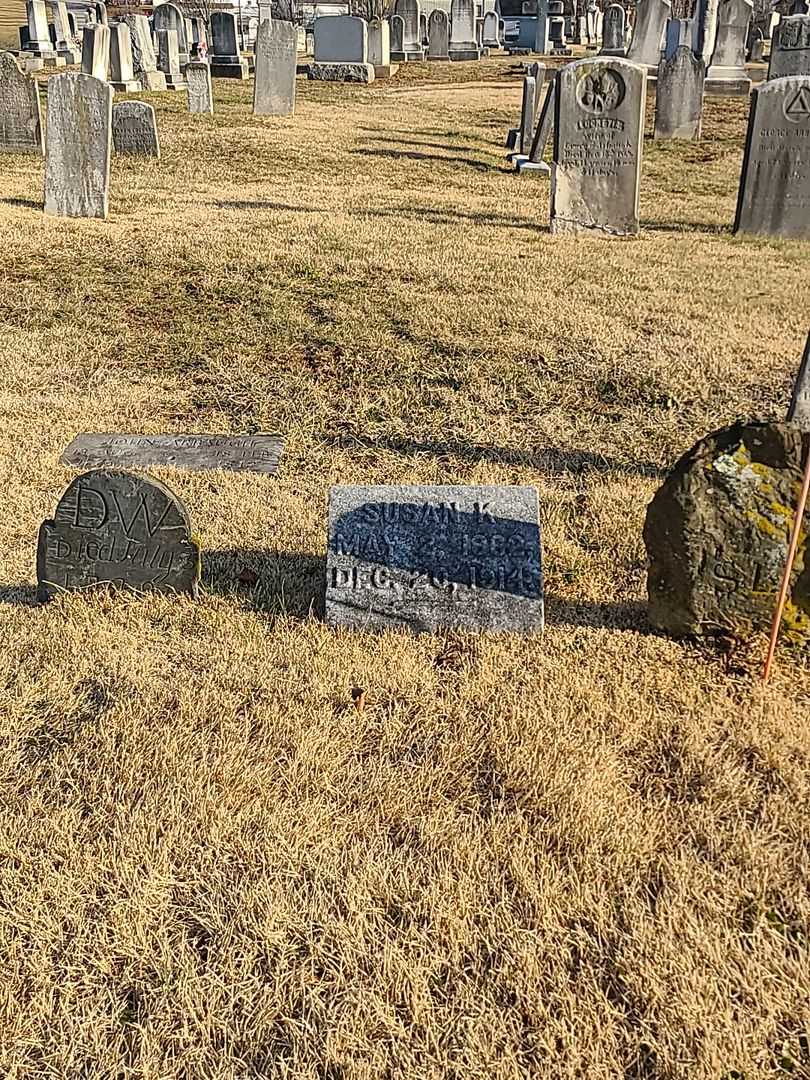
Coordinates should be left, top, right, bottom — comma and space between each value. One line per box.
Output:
550, 56, 646, 236
390, 13, 406, 60
26, 0, 55, 52
694, 0, 720, 64
0, 51, 43, 153
210, 10, 248, 78
420, 10, 428, 45
81, 23, 109, 80
734, 75, 810, 239
705, 0, 752, 93
109, 22, 140, 92
50, 0, 80, 63
547, 0, 571, 53
626, 0, 670, 69
427, 9, 449, 58
157, 28, 186, 88
395, 0, 424, 59
186, 60, 213, 113
534, 0, 549, 52
654, 37, 706, 138
769, 15, 810, 78
44, 72, 112, 220
518, 73, 537, 155
601, 3, 626, 55
121, 15, 167, 91
153, 2, 190, 65
368, 18, 394, 74
253, 18, 296, 116
449, 0, 481, 59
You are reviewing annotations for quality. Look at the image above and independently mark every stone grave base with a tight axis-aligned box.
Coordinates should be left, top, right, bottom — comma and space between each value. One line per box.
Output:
449, 48, 481, 60
210, 57, 249, 78
20, 52, 66, 71
550, 47, 573, 55
516, 158, 551, 175
57, 48, 81, 64
507, 47, 533, 55
163, 76, 188, 90
373, 63, 399, 77
404, 48, 425, 59
111, 80, 142, 92
308, 62, 375, 83
140, 70, 168, 91
391, 50, 407, 61
428, 54, 450, 60
704, 76, 752, 95
599, 47, 626, 57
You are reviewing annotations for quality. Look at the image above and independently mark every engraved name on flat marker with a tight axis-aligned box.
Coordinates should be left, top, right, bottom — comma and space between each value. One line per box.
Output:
326, 485, 544, 633
60, 433, 285, 475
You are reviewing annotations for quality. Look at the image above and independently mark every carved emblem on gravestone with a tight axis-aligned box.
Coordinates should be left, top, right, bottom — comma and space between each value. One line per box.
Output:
785, 85, 810, 120
782, 19, 810, 48
577, 68, 625, 113
37, 470, 201, 602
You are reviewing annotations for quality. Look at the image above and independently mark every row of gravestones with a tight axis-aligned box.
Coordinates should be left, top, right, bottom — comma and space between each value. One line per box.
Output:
32, 334, 810, 644
505, 39, 809, 240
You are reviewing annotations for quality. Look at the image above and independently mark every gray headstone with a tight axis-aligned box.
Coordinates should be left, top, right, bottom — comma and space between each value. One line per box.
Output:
547, 0, 570, 53
787, 332, 810, 431
51, 0, 80, 62
37, 470, 200, 603
121, 15, 167, 91
211, 10, 240, 58
654, 43, 706, 139
664, 15, 694, 57
734, 75, 810, 239
391, 14, 405, 58
420, 10, 428, 45
26, 0, 53, 52
550, 57, 646, 235
483, 10, 499, 46
313, 15, 367, 62
44, 72, 112, 220
522, 69, 555, 168
307, 62, 375, 82
427, 9, 449, 58
748, 28, 764, 62
644, 422, 810, 641
0, 50, 43, 153
326, 485, 544, 633
368, 18, 391, 67
61, 433, 284, 473
109, 23, 139, 91
153, 2, 189, 62
186, 60, 213, 113
94, 1, 107, 26
769, 15, 810, 78
81, 21, 109, 79
535, 0, 549, 53
705, 0, 752, 92
449, 0, 480, 58
112, 100, 159, 157
694, 0, 721, 63
626, 0, 670, 68
519, 73, 537, 154
157, 27, 185, 86
395, 0, 423, 56
601, 3, 627, 54
253, 19, 296, 116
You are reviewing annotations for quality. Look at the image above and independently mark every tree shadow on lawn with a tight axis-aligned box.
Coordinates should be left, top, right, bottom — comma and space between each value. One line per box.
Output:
361, 135, 486, 154
350, 146, 493, 171
0, 197, 42, 211
641, 219, 733, 235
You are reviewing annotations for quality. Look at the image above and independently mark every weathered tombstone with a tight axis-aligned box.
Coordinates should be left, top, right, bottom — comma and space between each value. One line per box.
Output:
548, 0, 571, 53
420, 10, 428, 45
644, 422, 810, 641
112, 100, 159, 157
310, 15, 374, 80
326, 485, 544, 633
427, 9, 449, 58
109, 22, 140, 92
44, 72, 112, 219
121, 15, 167, 91
0, 51, 43, 153
787, 332, 810, 431
156, 27, 185, 88
395, 0, 424, 58
518, 73, 537, 155
81, 22, 109, 80
210, 10, 248, 77
449, 0, 481, 59
517, 68, 554, 172
186, 60, 213, 113
535, 0, 549, 52
734, 75, 810, 239
693, 0, 720, 64
153, 1, 190, 65
601, 3, 627, 54
626, 0, 670, 69
705, 0, 752, 93
550, 56, 646, 235
61, 433, 285, 473
483, 10, 500, 47
253, 18, 296, 116
654, 41, 706, 138
368, 18, 395, 74
50, 0, 80, 63
747, 25, 764, 61
769, 15, 810, 78
37, 470, 201, 603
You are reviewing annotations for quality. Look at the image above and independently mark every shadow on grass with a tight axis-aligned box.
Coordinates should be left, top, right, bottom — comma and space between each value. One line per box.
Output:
204, 550, 325, 620
641, 219, 733, 235
351, 146, 493, 171
324, 433, 665, 478
0, 584, 39, 606
1, 197, 41, 210
361, 135, 485, 153
546, 598, 651, 632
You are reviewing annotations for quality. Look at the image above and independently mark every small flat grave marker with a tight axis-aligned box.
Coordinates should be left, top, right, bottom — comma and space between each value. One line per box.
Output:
326, 485, 544, 633
60, 433, 285, 474
37, 470, 200, 602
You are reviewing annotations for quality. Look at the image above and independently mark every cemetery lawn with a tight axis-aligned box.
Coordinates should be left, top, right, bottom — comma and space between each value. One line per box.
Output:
1, 59, 810, 1080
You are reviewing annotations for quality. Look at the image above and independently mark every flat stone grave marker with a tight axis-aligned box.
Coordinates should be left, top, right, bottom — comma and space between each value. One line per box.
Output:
769, 15, 810, 79
734, 75, 810, 239
37, 470, 201, 602
326, 485, 544, 633
60, 433, 285, 474
253, 18, 296, 116
550, 56, 646, 235
186, 61, 213, 114
644, 422, 810, 640
0, 50, 43, 153
44, 72, 112, 220
112, 101, 159, 157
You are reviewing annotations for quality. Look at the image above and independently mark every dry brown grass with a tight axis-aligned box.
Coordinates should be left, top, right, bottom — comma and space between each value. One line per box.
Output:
0, 57, 808, 1079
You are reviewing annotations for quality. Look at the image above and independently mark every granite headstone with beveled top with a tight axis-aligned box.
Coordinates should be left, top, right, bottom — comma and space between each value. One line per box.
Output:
734, 75, 810, 239
769, 14, 810, 78
326, 485, 544, 633
253, 18, 296, 115
44, 72, 112, 220
37, 470, 201, 602
0, 50, 43, 153
550, 56, 646, 235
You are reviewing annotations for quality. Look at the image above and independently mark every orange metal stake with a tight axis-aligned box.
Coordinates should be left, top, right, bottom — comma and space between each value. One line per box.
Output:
763, 443, 810, 683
